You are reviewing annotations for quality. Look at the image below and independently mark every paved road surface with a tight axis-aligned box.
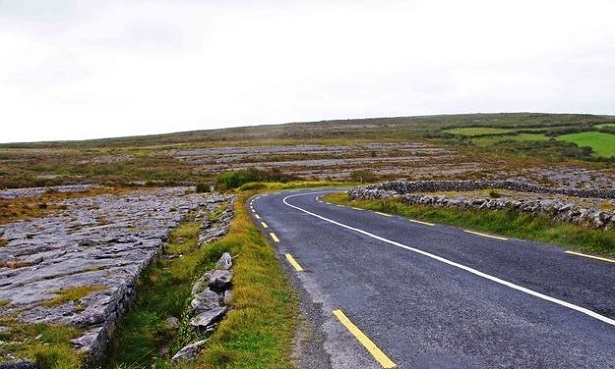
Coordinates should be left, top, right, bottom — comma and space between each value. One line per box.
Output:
250, 189, 615, 369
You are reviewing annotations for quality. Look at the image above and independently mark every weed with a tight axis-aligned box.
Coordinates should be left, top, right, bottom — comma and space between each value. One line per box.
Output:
216, 168, 298, 190
0, 298, 11, 307
0, 238, 7, 247
488, 189, 502, 198
196, 182, 212, 193
0, 322, 82, 369
238, 182, 267, 191
0, 260, 33, 269
349, 169, 378, 183
41, 285, 107, 307
106, 219, 204, 367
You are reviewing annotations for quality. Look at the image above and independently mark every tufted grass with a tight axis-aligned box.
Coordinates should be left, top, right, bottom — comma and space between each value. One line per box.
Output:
105, 217, 209, 368
327, 193, 615, 256
0, 317, 83, 369
193, 191, 299, 369
40, 285, 107, 308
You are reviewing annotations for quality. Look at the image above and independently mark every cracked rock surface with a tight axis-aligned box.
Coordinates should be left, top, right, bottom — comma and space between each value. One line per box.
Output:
0, 187, 233, 364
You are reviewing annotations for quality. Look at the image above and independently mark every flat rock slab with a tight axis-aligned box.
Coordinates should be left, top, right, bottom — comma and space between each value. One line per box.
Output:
0, 187, 233, 363
189, 306, 228, 328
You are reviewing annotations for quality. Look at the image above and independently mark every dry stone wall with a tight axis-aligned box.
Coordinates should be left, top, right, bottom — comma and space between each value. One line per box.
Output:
349, 181, 615, 230
0, 187, 234, 364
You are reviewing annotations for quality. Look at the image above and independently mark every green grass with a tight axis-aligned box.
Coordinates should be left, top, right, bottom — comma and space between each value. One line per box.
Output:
326, 193, 615, 256
106, 219, 211, 368
472, 133, 550, 146
40, 285, 107, 308
595, 123, 615, 129
107, 192, 299, 369
194, 191, 298, 369
0, 318, 83, 369
443, 127, 516, 136
557, 132, 615, 157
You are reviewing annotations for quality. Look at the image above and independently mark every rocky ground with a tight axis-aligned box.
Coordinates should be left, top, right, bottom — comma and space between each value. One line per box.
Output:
165, 143, 481, 180
0, 187, 233, 364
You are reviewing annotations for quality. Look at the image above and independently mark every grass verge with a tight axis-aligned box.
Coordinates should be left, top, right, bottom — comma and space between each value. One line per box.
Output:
326, 193, 615, 256
0, 317, 83, 369
107, 190, 299, 369
106, 213, 224, 368
193, 190, 299, 369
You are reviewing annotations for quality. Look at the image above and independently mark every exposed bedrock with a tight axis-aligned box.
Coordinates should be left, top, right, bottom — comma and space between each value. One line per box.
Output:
0, 187, 234, 365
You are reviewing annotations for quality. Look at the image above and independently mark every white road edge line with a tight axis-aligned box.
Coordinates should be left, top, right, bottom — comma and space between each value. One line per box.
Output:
282, 192, 615, 328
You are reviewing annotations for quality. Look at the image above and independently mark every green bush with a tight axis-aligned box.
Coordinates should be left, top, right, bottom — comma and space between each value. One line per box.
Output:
239, 182, 267, 191
195, 182, 212, 193
216, 168, 297, 190
349, 169, 378, 183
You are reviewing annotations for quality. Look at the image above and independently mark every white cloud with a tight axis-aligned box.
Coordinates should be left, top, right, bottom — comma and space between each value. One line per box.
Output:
1, 0, 615, 142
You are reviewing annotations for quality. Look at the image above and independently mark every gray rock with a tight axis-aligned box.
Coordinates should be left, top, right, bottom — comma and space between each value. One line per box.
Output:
0, 362, 40, 369
171, 339, 209, 363
190, 306, 227, 328
206, 270, 233, 289
351, 180, 615, 230
164, 317, 179, 330
0, 187, 235, 365
215, 252, 233, 270
190, 288, 220, 312
223, 289, 233, 305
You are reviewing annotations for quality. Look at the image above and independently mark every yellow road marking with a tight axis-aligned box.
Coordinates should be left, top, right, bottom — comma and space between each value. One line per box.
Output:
332, 310, 396, 368
374, 211, 393, 218
270, 232, 280, 243
566, 251, 615, 264
254, 214, 260, 219
464, 230, 508, 241
409, 219, 435, 227
261, 222, 268, 229
285, 253, 304, 271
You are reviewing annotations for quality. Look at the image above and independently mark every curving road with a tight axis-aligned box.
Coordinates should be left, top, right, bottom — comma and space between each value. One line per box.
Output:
249, 189, 615, 369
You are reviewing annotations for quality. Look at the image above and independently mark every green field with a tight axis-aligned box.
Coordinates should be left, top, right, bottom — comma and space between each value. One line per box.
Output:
472, 133, 550, 146
557, 132, 615, 157
595, 123, 615, 129
443, 127, 516, 136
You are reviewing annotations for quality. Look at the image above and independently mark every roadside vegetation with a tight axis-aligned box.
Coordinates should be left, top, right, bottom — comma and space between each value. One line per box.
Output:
326, 193, 615, 257
0, 319, 83, 369
106, 190, 299, 369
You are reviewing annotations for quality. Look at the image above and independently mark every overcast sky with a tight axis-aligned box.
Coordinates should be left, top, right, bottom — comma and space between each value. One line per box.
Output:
1, 0, 614, 143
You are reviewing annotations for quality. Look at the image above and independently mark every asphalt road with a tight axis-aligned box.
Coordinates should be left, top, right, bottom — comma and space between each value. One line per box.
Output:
250, 189, 615, 369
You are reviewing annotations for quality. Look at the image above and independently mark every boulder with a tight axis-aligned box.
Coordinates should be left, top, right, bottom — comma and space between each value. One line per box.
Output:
171, 339, 209, 362
215, 252, 233, 270
190, 306, 228, 329
190, 288, 221, 312
206, 270, 233, 289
